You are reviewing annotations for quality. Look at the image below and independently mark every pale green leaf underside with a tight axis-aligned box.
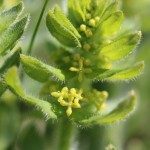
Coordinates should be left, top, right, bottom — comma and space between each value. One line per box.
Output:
20, 54, 65, 82
0, 46, 21, 74
100, 31, 141, 61
80, 92, 136, 125
0, 15, 29, 55
97, 11, 124, 37
0, 2, 23, 34
94, 0, 111, 17
100, 1, 119, 22
95, 61, 144, 81
46, 9, 81, 48
5, 67, 57, 119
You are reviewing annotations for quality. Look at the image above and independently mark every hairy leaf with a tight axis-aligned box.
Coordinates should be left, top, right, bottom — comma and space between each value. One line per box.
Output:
100, 1, 119, 22
107, 61, 144, 80
0, 46, 21, 74
95, 61, 144, 81
94, 0, 111, 17
97, 11, 124, 37
0, 15, 29, 55
20, 54, 65, 82
99, 31, 141, 61
46, 9, 81, 47
54, 5, 81, 38
80, 91, 136, 125
0, 2, 23, 34
5, 67, 57, 119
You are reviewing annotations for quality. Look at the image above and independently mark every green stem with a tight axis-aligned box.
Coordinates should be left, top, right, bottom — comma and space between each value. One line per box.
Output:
56, 119, 75, 150
27, 0, 49, 55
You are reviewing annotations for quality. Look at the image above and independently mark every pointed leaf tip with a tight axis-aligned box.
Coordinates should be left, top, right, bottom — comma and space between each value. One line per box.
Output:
0, 1, 24, 34
79, 92, 136, 125
0, 15, 29, 55
94, 61, 144, 81
99, 31, 142, 62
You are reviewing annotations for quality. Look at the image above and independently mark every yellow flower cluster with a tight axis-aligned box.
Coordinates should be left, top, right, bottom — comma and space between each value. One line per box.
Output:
51, 87, 83, 116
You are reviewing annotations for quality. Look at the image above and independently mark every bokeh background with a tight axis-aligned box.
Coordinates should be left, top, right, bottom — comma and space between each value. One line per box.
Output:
0, 0, 150, 150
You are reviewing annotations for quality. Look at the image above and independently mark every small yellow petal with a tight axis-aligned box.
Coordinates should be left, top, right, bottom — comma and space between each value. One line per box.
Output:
51, 92, 60, 97
69, 67, 79, 72
60, 100, 69, 106
70, 88, 76, 96
66, 106, 72, 116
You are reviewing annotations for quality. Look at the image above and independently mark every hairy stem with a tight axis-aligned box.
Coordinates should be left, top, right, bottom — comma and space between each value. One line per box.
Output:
27, 0, 49, 55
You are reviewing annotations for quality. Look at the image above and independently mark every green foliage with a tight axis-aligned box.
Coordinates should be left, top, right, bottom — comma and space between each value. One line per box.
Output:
0, 0, 143, 125
0, 0, 146, 149
96, 11, 124, 37
94, 61, 144, 81
20, 54, 65, 82
0, 46, 21, 74
0, 15, 29, 55
80, 91, 136, 125
99, 31, 141, 61
5, 67, 57, 119
0, 2, 23, 34
46, 5, 81, 47
0, 2, 29, 55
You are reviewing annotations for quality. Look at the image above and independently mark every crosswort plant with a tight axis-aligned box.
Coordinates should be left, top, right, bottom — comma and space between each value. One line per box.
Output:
0, 0, 144, 150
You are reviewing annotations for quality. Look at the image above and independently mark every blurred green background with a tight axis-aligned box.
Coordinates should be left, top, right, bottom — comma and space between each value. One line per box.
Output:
0, 0, 150, 150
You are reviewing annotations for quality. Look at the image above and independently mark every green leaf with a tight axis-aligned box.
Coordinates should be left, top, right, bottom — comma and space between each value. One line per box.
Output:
0, 46, 21, 74
107, 61, 144, 80
5, 67, 57, 119
0, 15, 29, 55
80, 91, 136, 125
97, 11, 124, 37
94, 0, 111, 17
99, 31, 142, 61
20, 54, 65, 82
46, 9, 81, 47
0, 2, 23, 34
68, 0, 85, 26
95, 61, 144, 81
54, 5, 81, 39
100, 1, 119, 22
